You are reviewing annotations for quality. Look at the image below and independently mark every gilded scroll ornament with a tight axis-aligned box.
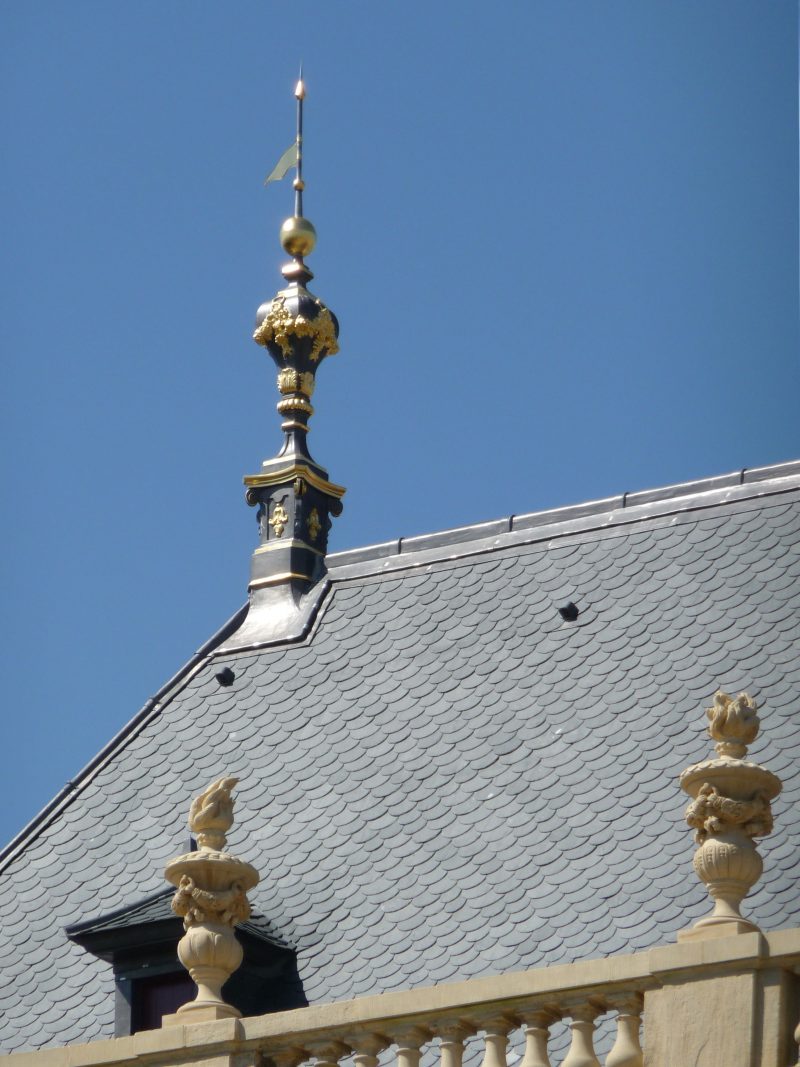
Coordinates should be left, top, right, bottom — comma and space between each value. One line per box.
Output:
307, 507, 321, 541
254, 294, 339, 362
269, 502, 289, 537
277, 367, 316, 396
278, 367, 299, 393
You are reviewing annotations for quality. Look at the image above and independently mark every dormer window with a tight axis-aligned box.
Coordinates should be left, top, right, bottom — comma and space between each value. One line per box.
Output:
66, 889, 305, 1035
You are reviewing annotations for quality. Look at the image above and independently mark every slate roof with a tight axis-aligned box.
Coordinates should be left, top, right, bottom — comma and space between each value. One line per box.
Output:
1, 460, 799, 1054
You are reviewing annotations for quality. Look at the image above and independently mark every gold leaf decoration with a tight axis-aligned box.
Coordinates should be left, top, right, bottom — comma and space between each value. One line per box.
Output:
254, 295, 339, 363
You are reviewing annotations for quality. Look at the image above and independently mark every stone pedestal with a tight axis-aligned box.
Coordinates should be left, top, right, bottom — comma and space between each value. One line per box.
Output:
645, 969, 758, 1067
645, 933, 800, 1067
161, 1004, 241, 1027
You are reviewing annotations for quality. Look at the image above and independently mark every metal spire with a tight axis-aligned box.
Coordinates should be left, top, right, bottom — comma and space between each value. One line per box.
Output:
294, 65, 305, 217
264, 68, 316, 264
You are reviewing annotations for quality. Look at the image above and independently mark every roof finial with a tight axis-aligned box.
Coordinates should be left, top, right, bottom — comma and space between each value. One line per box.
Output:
238, 73, 344, 623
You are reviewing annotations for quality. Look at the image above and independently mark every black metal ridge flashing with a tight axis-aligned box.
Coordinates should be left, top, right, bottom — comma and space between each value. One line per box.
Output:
2, 458, 798, 876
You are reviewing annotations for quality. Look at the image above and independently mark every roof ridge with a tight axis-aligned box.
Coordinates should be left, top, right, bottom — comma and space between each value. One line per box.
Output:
328, 459, 800, 570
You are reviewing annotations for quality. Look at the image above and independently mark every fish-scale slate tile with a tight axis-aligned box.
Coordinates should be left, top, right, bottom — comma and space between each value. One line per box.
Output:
1, 492, 800, 1052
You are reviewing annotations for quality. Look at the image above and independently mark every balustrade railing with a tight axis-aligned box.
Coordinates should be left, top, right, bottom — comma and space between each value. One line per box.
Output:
2, 927, 799, 1066
258, 1000, 642, 1067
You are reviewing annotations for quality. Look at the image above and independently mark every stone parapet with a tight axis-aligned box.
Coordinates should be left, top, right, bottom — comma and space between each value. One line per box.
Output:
3, 928, 798, 1067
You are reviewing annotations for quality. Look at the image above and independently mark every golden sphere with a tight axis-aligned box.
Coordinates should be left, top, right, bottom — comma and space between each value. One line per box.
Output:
280, 216, 317, 257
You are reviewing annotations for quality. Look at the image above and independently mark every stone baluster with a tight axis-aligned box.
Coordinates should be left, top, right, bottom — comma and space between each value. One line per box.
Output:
477, 1014, 515, 1067
792, 1007, 800, 1067
560, 1003, 601, 1067
604, 994, 643, 1067
267, 1047, 307, 1067
519, 1010, 559, 1067
393, 1025, 432, 1067
346, 1032, 390, 1067
436, 1020, 473, 1067
306, 1039, 351, 1067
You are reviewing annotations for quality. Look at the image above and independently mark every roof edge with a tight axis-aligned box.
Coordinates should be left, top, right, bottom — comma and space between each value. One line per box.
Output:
64, 887, 173, 937
65, 886, 292, 950
0, 604, 248, 875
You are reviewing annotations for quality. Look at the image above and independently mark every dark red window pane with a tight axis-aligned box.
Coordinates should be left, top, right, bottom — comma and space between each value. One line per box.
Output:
132, 972, 195, 1032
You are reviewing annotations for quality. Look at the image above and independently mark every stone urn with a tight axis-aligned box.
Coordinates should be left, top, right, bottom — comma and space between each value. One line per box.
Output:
164, 777, 259, 1021
679, 692, 781, 939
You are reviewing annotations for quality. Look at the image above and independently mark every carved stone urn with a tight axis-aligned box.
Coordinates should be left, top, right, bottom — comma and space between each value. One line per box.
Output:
163, 777, 259, 1022
679, 692, 781, 940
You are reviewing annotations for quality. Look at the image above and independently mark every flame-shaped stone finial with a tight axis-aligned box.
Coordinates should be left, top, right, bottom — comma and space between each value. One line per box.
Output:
187, 776, 239, 851
706, 690, 760, 760
164, 777, 259, 1024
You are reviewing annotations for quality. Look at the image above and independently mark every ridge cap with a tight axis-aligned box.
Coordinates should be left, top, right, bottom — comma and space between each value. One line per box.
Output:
328, 458, 800, 571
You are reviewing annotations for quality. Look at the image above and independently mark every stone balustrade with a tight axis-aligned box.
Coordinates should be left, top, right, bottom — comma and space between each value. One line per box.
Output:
4, 926, 799, 1067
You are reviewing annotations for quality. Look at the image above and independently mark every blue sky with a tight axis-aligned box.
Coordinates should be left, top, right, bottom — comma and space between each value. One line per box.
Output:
1, 2, 798, 846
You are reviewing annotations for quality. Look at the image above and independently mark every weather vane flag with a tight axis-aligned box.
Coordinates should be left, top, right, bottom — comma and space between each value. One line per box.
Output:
263, 142, 298, 186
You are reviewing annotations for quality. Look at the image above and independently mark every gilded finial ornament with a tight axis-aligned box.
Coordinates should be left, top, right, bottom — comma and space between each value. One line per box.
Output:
254, 293, 338, 362
280, 215, 316, 257
243, 70, 345, 605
